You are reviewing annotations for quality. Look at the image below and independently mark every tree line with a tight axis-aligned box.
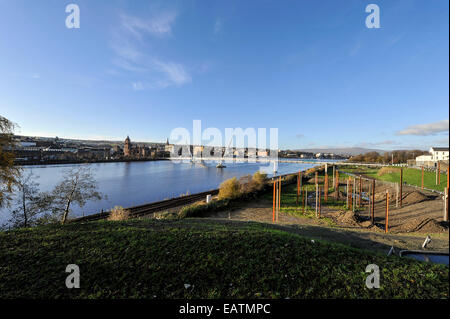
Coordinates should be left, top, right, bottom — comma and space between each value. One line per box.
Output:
348, 150, 428, 164
1, 115, 104, 228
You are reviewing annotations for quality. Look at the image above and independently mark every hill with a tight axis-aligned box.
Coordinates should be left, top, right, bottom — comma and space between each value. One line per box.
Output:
0, 219, 447, 298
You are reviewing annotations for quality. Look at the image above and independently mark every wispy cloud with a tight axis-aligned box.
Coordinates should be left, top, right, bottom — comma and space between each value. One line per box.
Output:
120, 12, 177, 40
132, 82, 144, 91
396, 119, 449, 136
349, 43, 361, 57
153, 60, 191, 86
110, 9, 192, 90
214, 18, 223, 35
295, 134, 305, 139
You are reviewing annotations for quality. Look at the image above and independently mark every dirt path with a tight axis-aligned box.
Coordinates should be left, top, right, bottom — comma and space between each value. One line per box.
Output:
206, 196, 449, 255
352, 183, 447, 234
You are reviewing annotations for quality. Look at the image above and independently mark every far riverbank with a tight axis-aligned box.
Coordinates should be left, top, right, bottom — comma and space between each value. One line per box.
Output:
14, 157, 169, 167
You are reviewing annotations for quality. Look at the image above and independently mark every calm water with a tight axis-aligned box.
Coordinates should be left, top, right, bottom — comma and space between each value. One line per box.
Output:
404, 253, 449, 266
1, 159, 327, 223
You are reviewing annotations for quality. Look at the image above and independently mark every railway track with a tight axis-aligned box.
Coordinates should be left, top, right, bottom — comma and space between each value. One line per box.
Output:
71, 189, 219, 223
70, 166, 324, 223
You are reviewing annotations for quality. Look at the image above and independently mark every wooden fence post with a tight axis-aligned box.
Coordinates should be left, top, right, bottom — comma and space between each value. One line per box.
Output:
273, 180, 276, 222
438, 162, 441, 185
353, 178, 356, 212
371, 180, 375, 225
359, 175, 362, 207
368, 182, 372, 221
304, 186, 308, 213
385, 190, 389, 233
400, 168, 403, 208
444, 188, 448, 222
396, 183, 399, 208
318, 186, 321, 218
315, 183, 318, 217
348, 178, 353, 211
436, 166, 438, 185
278, 177, 281, 221
434, 165, 438, 185
346, 179, 349, 209
300, 171, 302, 194
296, 171, 300, 205
421, 166, 424, 190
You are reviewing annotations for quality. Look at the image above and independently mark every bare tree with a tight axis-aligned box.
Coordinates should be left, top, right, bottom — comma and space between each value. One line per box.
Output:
9, 170, 44, 228
0, 115, 21, 208
50, 165, 104, 224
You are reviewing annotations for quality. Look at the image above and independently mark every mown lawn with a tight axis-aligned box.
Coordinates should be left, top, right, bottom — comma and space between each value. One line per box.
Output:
0, 219, 448, 299
342, 166, 448, 192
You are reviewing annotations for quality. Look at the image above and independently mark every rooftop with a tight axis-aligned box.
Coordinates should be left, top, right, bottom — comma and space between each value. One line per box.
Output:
431, 147, 449, 151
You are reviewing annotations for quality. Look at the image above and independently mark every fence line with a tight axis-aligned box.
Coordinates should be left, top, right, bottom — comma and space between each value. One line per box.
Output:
339, 170, 445, 196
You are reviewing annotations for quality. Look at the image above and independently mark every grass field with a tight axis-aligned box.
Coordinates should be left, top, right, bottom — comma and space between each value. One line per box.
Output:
341, 166, 448, 192
262, 182, 349, 224
0, 219, 448, 299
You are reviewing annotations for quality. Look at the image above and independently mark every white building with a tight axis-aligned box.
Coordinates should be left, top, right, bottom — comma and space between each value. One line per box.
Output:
429, 147, 449, 162
416, 147, 449, 165
415, 154, 433, 163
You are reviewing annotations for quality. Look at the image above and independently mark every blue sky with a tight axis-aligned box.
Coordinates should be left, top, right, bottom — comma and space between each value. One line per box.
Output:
0, 0, 448, 150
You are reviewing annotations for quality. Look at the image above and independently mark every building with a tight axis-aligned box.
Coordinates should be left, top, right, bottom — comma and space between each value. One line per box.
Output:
415, 154, 433, 164
122, 136, 154, 158
415, 146, 449, 167
429, 147, 449, 162
257, 149, 269, 157
124, 136, 132, 157
164, 138, 174, 153
193, 145, 204, 157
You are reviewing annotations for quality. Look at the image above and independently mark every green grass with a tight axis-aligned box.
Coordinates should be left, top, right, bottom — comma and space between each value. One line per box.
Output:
1, 219, 447, 298
342, 166, 448, 192
263, 181, 357, 218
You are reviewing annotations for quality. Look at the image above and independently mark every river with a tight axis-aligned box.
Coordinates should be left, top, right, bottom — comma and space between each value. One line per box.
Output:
0, 159, 332, 224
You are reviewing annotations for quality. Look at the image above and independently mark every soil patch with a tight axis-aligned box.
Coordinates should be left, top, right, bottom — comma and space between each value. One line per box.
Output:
402, 191, 432, 205
327, 210, 374, 229
394, 217, 449, 233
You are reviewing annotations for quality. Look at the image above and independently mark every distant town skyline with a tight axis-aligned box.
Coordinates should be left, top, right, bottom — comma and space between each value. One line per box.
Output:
0, 0, 448, 150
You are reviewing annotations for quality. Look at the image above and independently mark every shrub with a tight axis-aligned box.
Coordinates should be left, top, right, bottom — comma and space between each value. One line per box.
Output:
154, 211, 179, 220
239, 175, 256, 194
218, 177, 241, 199
252, 171, 268, 191
108, 206, 131, 221
178, 199, 230, 218
284, 174, 296, 183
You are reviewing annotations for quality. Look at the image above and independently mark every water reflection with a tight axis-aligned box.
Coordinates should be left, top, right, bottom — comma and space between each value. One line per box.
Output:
1, 159, 326, 222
